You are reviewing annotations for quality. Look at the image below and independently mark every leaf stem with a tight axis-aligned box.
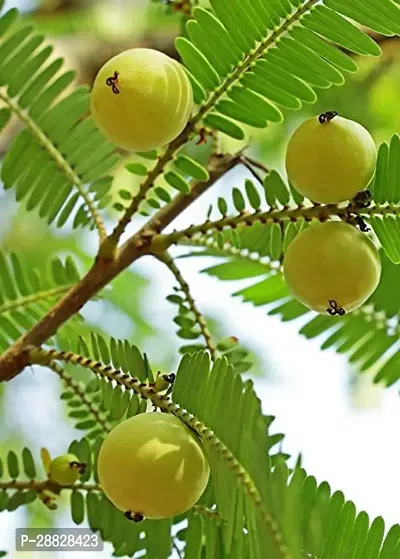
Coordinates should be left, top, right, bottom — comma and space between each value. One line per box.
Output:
107, 0, 319, 242
155, 251, 217, 361
49, 359, 112, 434
0, 91, 107, 242
0, 286, 71, 316
0, 479, 100, 492
161, 204, 400, 245
178, 234, 282, 273
29, 347, 290, 559
0, 153, 240, 383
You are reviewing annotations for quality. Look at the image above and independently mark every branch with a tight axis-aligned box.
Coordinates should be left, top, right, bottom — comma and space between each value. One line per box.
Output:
0, 91, 107, 242
108, 129, 193, 244
29, 347, 289, 558
158, 203, 400, 246
155, 251, 217, 361
0, 152, 240, 383
49, 359, 112, 434
105, 0, 319, 243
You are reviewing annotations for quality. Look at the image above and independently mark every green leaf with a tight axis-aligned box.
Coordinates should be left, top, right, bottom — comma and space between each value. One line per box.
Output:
0, 9, 18, 39
109, 385, 125, 420
176, 37, 220, 91
165, 171, 190, 194
7, 451, 19, 479
7, 491, 25, 511
217, 197, 228, 216
22, 448, 36, 479
245, 180, 261, 210
232, 187, 246, 212
202, 260, 268, 280
370, 216, 400, 264
75, 419, 97, 430
0, 107, 11, 132
203, 113, 245, 140
185, 513, 204, 558
217, 100, 267, 128
263, 170, 290, 207
0, 492, 8, 512
136, 150, 158, 160
228, 86, 283, 122
174, 155, 210, 181
71, 491, 85, 525
126, 344, 147, 380
125, 163, 148, 176
303, 5, 381, 56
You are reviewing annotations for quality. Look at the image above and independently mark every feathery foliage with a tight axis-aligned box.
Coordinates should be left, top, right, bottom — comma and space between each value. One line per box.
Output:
180, 227, 400, 387
176, 0, 400, 139
0, 4, 119, 236
0, 250, 80, 351
369, 134, 400, 263
172, 350, 400, 557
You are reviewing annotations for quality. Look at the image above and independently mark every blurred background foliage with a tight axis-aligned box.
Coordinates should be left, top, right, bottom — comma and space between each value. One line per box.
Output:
0, 0, 399, 551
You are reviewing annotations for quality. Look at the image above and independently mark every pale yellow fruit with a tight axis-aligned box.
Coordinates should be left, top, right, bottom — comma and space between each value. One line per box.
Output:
49, 454, 83, 486
90, 48, 193, 151
285, 114, 376, 204
283, 221, 381, 314
98, 412, 210, 520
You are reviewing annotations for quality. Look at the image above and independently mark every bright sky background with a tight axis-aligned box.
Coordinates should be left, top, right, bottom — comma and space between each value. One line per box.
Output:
1, 0, 400, 557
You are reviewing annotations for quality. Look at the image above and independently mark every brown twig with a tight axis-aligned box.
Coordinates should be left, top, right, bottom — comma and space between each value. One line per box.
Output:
0, 153, 241, 382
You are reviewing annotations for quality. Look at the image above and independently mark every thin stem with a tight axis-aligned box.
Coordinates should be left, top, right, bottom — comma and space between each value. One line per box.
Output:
243, 156, 270, 175
0, 286, 71, 315
49, 359, 112, 434
109, 131, 190, 244
162, 204, 400, 245
0, 92, 107, 242
0, 479, 100, 492
155, 252, 217, 361
192, 505, 223, 521
108, 0, 319, 243
178, 234, 282, 272
241, 158, 264, 186
0, 153, 241, 383
0, 1, 323, 379
29, 347, 290, 559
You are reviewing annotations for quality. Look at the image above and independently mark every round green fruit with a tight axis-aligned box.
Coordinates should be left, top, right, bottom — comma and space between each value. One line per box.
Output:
90, 48, 193, 151
98, 412, 210, 520
283, 221, 381, 314
49, 454, 84, 486
285, 113, 376, 204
